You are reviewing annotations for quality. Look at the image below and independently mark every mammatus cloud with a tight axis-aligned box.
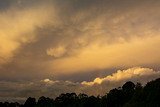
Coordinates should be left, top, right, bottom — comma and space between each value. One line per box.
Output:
0, 67, 159, 102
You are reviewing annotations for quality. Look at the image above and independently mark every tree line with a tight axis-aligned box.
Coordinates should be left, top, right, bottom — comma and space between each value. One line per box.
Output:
0, 78, 160, 107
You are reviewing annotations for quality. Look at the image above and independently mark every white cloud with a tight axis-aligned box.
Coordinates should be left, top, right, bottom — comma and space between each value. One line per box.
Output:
82, 67, 160, 86
42, 79, 59, 84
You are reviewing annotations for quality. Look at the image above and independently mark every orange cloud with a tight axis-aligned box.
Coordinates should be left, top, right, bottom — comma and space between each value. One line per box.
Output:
49, 35, 160, 75
0, 3, 55, 65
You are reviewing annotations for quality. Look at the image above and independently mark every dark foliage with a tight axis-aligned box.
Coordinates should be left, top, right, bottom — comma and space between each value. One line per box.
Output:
0, 78, 160, 107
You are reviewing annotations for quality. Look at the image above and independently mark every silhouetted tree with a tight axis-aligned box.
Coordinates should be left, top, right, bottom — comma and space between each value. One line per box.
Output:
106, 88, 124, 107
122, 81, 135, 103
123, 83, 143, 107
55, 93, 78, 107
143, 78, 160, 107
24, 97, 36, 107
37, 96, 54, 107
4, 102, 10, 107
84, 96, 100, 107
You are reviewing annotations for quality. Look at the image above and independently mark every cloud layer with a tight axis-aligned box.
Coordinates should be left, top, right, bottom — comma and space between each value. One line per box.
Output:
0, 0, 160, 78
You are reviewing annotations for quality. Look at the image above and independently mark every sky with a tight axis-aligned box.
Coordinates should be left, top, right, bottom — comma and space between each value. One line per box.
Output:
0, 0, 160, 102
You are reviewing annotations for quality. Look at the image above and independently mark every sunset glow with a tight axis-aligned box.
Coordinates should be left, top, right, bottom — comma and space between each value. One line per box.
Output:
0, 0, 160, 102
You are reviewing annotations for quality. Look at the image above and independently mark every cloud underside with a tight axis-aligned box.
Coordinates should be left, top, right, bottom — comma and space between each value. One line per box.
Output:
0, 0, 160, 79
0, 67, 159, 102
